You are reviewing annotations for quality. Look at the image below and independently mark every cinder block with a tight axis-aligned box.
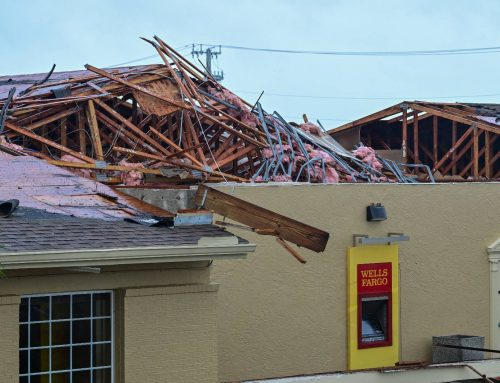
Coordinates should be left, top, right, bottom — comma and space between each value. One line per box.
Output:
432, 335, 485, 363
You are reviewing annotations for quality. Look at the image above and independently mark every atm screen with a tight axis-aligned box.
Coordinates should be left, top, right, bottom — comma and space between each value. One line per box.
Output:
360, 296, 389, 345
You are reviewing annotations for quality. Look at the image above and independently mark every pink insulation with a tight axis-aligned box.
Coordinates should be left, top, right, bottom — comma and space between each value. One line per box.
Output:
0, 136, 24, 152
208, 87, 260, 127
61, 154, 93, 179
118, 160, 144, 186
299, 122, 322, 136
353, 146, 383, 172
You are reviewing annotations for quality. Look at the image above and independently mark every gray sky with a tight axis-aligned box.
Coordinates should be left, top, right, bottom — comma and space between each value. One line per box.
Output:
2, 0, 500, 128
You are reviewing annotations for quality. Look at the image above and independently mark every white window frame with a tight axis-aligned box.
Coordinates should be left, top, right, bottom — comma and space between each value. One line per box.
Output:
19, 290, 114, 383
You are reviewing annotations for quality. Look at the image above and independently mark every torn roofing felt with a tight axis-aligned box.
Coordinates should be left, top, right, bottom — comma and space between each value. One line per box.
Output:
0, 155, 175, 221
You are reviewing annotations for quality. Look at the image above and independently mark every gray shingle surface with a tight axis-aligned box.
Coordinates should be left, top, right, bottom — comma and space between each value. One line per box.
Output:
0, 212, 245, 253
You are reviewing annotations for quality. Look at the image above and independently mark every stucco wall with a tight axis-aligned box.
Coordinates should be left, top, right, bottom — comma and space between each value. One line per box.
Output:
0, 262, 219, 383
124, 285, 219, 383
210, 183, 499, 382
0, 296, 21, 383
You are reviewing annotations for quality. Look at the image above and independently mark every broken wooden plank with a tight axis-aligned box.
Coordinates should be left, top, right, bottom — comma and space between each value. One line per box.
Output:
4, 122, 94, 163
86, 100, 104, 161
195, 185, 330, 252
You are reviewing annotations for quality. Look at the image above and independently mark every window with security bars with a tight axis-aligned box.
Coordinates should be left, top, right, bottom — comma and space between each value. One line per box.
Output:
19, 291, 113, 383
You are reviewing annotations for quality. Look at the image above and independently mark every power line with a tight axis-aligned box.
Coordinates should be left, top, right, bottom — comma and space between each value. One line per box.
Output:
200, 43, 500, 56
106, 45, 192, 68
106, 41, 500, 69
235, 90, 500, 101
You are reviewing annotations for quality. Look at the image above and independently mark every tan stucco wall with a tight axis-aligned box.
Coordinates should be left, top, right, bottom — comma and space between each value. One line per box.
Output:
124, 285, 218, 383
210, 183, 499, 382
0, 262, 219, 383
0, 296, 21, 383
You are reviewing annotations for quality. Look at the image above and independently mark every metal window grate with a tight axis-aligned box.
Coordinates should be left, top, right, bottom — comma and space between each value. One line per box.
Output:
19, 291, 113, 383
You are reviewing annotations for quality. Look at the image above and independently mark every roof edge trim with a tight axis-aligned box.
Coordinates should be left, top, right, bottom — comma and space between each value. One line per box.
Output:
0, 242, 256, 270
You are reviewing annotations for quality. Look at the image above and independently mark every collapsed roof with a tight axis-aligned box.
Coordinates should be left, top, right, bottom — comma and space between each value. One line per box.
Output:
328, 101, 500, 181
0, 35, 427, 185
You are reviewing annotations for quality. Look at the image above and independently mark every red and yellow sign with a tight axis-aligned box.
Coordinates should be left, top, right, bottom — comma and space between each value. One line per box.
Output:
357, 262, 392, 293
347, 245, 399, 371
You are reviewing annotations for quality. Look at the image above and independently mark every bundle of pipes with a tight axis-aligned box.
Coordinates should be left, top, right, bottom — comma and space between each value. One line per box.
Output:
0, 35, 422, 185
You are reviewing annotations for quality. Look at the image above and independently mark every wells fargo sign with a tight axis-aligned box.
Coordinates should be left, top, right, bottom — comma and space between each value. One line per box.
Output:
357, 262, 392, 294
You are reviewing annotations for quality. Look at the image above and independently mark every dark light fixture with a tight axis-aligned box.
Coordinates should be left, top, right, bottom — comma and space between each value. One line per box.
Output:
366, 203, 387, 222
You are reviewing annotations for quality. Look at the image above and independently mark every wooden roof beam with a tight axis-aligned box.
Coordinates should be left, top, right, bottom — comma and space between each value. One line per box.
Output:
327, 104, 403, 134
408, 102, 500, 135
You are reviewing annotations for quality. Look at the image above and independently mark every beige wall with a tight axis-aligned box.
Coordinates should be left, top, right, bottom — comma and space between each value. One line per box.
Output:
0, 296, 21, 383
124, 285, 218, 383
0, 262, 219, 383
210, 183, 499, 382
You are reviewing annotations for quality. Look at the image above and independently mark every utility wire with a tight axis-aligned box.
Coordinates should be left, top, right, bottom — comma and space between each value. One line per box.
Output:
236, 90, 500, 101
199, 43, 500, 56
107, 45, 191, 68
106, 42, 500, 69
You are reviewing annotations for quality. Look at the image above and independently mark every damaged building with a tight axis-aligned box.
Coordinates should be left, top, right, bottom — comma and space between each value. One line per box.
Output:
0, 35, 499, 383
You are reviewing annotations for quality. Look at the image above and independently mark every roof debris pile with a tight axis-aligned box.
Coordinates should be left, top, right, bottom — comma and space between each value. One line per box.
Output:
0, 35, 421, 185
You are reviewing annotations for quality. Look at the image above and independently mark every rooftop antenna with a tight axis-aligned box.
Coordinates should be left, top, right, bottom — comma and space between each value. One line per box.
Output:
191, 44, 224, 82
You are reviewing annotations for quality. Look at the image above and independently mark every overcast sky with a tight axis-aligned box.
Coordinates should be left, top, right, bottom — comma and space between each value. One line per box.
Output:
2, 0, 500, 128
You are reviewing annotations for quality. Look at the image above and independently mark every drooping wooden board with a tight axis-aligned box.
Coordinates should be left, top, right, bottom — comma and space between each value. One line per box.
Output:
195, 185, 330, 253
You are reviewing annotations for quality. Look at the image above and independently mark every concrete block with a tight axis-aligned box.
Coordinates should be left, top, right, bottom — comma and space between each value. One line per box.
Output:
432, 335, 485, 363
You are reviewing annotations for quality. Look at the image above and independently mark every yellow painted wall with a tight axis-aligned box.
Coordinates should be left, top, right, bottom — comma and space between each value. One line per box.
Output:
212, 183, 499, 382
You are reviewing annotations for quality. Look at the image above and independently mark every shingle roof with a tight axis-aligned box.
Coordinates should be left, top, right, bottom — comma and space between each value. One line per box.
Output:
0, 208, 245, 253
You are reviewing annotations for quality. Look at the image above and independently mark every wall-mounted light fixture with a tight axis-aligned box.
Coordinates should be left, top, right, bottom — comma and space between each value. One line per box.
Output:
366, 203, 387, 222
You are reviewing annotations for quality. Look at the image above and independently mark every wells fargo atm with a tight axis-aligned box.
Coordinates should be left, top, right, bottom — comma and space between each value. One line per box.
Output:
347, 243, 399, 370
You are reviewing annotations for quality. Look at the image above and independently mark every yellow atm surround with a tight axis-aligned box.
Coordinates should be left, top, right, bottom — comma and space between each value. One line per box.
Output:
347, 244, 399, 370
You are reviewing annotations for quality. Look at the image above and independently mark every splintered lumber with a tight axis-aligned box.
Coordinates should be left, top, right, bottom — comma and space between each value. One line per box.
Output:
85, 64, 265, 148
4, 122, 94, 163
47, 160, 163, 175
92, 98, 171, 156
276, 237, 307, 264
3, 34, 495, 186
195, 185, 330, 252
86, 100, 104, 160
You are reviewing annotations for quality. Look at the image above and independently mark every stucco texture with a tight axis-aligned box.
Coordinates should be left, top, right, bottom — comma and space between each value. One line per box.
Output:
0, 263, 218, 383
212, 183, 499, 382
